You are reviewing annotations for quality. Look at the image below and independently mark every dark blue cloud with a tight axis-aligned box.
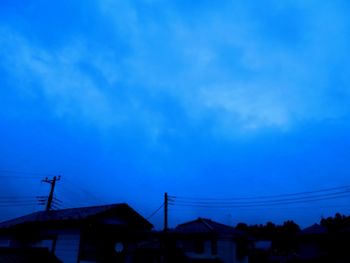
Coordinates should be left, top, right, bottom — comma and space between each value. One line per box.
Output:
1, 0, 350, 228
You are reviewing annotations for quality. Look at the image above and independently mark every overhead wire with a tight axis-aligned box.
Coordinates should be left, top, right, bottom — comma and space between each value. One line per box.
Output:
0, 170, 104, 212
173, 184, 350, 201
0, 176, 44, 179
58, 184, 93, 207
0, 203, 40, 207
172, 190, 350, 206
172, 195, 350, 208
62, 177, 104, 204
147, 203, 164, 219
169, 184, 350, 208
0, 196, 42, 204
0, 169, 56, 178
0, 196, 38, 201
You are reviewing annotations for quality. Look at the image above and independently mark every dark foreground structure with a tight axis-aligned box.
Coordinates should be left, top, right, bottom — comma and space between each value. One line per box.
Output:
248, 222, 350, 263
1, 205, 350, 263
0, 204, 250, 263
0, 203, 153, 263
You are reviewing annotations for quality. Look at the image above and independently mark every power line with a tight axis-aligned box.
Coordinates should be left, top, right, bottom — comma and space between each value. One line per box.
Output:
0, 176, 43, 179
63, 177, 104, 203
0, 203, 39, 207
173, 184, 350, 201
58, 179, 104, 208
169, 204, 350, 210
0, 169, 56, 177
171, 190, 350, 206
59, 184, 96, 207
0, 196, 46, 207
58, 199, 79, 209
169, 184, 350, 208
52, 197, 63, 204
147, 203, 164, 220
0, 172, 94, 212
0, 197, 39, 200
171, 193, 350, 208
0, 200, 39, 204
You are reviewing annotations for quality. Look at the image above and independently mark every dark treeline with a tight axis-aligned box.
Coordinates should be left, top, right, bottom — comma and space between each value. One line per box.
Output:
235, 220, 301, 258
235, 220, 300, 239
234, 213, 350, 263
320, 212, 350, 231
235, 212, 350, 237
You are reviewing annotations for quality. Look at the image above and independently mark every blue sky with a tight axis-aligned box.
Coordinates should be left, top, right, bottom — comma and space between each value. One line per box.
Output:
1, 0, 350, 228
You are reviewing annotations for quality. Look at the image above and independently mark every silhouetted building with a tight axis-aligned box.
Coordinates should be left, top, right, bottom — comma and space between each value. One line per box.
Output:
0, 203, 153, 263
174, 218, 249, 263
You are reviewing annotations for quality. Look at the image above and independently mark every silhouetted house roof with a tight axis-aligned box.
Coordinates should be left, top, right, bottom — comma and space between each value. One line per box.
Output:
299, 224, 328, 235
0, 203, 153, 230
175, 218, 244, 238
0, 247, 61, 263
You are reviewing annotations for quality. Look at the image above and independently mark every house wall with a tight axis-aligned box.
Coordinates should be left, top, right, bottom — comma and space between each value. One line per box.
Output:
217, 240, 235, 263
54, 230, 81, 263
0, 229, 81, 263
217, 240, 248, 263
20, 229, 81, 263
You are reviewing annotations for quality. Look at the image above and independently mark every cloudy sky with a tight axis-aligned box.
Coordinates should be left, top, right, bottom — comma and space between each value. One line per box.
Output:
1, 0, 350, 228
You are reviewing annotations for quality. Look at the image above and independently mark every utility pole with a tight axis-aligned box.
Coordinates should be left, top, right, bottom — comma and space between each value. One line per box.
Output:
42, 175, 61, 211
164, 192, 168, 231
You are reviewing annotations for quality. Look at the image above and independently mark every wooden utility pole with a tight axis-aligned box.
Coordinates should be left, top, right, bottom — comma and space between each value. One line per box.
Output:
164, 192, 168, 231
42, 175, 61, 211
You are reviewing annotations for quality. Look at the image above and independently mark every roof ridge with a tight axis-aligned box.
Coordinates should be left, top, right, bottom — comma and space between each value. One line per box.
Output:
199, 218, 214, 230
0, 203, 130, 229
50, 202, 127, 212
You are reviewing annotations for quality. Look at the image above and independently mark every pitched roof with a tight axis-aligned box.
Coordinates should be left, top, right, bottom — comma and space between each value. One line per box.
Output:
0, 203, 153, 229
175, 218, 243, 237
